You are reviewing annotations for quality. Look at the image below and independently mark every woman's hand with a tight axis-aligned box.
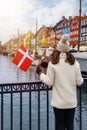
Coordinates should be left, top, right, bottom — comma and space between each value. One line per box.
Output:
41, 67, 47, 74
36, 65, 42, 75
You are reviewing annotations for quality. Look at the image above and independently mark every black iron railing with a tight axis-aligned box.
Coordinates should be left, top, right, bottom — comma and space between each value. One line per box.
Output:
0, 78, 87, 130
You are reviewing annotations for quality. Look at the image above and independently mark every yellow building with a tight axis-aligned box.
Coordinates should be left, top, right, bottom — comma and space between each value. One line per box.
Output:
41, 34, 47, 48
25, 32, 31, 49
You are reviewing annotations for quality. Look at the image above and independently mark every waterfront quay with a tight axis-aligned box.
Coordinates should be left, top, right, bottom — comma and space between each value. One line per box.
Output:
0, 53, 87, 130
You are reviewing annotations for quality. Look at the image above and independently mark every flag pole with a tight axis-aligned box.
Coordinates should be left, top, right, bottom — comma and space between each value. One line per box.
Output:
18, 29, 20, 50
78, 0, 82, 51
35, 19, 38, 58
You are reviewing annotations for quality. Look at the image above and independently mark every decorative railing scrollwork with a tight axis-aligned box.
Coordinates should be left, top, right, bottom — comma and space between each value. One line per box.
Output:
0, 81, 52, 94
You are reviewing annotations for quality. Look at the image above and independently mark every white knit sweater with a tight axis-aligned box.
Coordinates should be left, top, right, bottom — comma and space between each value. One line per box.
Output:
40, 53, 84, 109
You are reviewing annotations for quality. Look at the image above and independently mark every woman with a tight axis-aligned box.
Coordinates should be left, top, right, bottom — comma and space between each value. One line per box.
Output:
36, 34, 83, 130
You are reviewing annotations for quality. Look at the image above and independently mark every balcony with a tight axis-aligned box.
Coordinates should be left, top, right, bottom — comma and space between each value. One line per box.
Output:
0, 77, 87, 130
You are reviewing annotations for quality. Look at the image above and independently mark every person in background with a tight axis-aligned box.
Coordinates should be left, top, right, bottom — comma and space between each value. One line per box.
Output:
36, 34, 84, 130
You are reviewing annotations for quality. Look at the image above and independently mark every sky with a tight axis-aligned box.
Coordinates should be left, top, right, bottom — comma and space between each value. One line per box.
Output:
0, 0, 87, 45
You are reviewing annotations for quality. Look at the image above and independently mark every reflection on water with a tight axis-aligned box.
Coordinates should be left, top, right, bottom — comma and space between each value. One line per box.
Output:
0, 55, 87, 130
0, 55, 39, 83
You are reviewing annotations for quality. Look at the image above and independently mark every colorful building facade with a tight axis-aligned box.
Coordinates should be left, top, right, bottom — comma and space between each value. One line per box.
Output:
81, 16, 87, 45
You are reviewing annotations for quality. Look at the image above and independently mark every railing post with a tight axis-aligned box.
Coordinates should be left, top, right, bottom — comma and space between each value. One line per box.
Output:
29, 84, 31, 130
79, 86, 82, 130
20, 85, 22, 130
10, 86, 13, 130
1, 87, 3, 130
47, 85, 49, 130
38, 86, 40, 130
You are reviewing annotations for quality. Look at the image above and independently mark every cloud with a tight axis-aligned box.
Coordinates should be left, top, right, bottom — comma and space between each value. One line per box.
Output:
0, 0, 86, 45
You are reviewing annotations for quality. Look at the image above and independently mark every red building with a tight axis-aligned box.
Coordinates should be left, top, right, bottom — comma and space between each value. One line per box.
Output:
70, 16, 80, 47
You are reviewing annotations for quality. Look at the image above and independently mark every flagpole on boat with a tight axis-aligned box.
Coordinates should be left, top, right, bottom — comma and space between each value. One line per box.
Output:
18, 29, 20, 50
78, 0, 82, 51
35, 19, 38, 58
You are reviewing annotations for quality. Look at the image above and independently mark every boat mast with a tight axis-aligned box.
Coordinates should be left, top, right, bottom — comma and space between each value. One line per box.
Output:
35, 19, 38, 58
78, 0, 82, 51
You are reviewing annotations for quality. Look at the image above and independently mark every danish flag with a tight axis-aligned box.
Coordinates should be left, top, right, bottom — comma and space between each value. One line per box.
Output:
12, 46, 33, 72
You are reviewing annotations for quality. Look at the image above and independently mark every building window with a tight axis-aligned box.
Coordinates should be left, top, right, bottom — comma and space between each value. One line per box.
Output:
81, 21, 84, 25
82, 28, 85, 33
86, 28, 87, 32
85, 20, 87, 25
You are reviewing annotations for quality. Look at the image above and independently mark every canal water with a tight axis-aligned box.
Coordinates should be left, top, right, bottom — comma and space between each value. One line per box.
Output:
0, 54, 87, 130
0, 55, 39, 83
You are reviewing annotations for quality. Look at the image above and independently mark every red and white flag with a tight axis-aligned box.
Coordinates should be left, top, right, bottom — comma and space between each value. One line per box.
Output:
12, 46, 33, 72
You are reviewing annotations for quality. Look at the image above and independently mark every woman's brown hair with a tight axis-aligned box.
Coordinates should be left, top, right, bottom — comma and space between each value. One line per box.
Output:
51, 49, 75, 65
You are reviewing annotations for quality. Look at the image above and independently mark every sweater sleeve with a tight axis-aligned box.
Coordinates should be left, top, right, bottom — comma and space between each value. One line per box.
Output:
40, 62, 55, 86
75, 61, 84, 86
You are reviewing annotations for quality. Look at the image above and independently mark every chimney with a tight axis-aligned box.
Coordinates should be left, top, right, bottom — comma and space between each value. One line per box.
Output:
62, 16, 65, 20
69, 16, 72, 19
